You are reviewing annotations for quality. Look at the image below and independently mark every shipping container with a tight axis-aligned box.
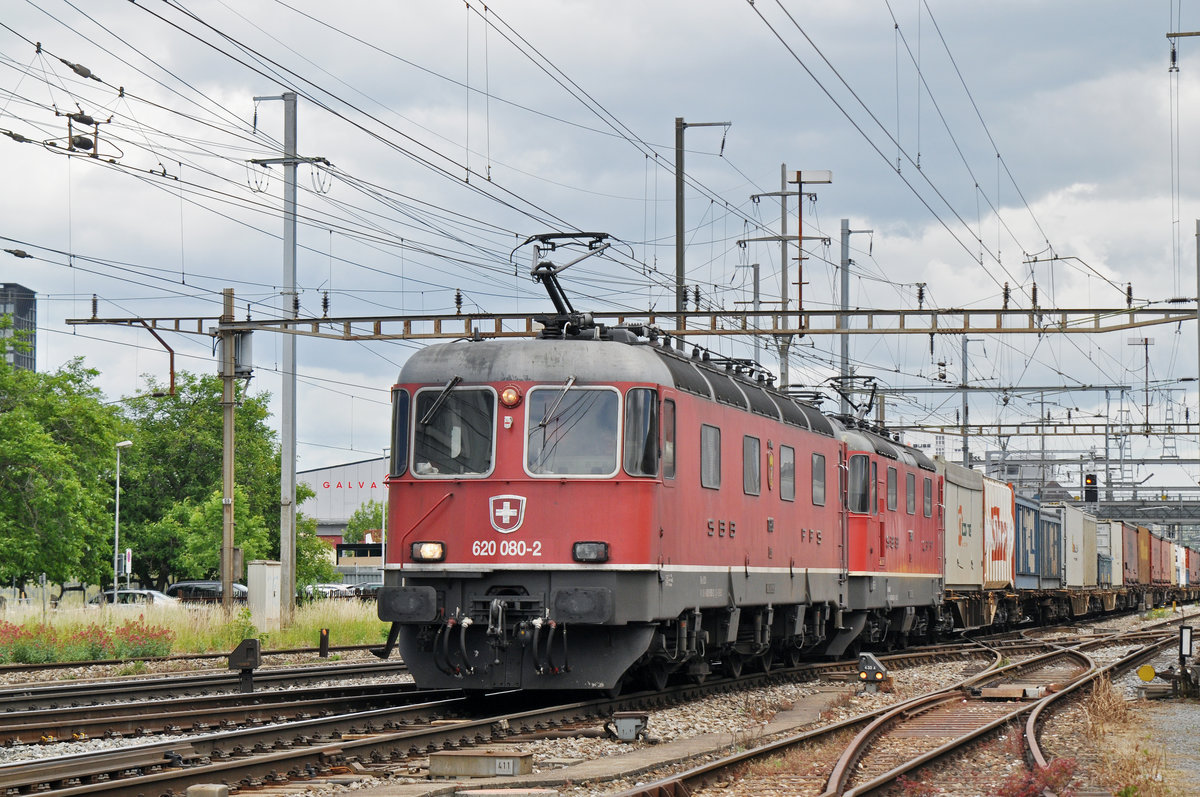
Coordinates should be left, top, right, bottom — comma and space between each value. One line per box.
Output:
1137, 526, 1153, 587
1150, 530, 1169, 586
1122, 523, 1140, 586
983, 477, 1015, 589
1189, 548, 1200, 587
1174, 543, 1186, 587
1039, 506, 1063, 588
1014, 496, 1039, 589
1061, 504, 1088, 589
1082, 511, 1098, 588
1102, 521, 1125, 588
940, 460, 984, 592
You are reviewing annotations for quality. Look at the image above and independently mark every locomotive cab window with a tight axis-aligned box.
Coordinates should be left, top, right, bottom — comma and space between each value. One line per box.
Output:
390, 388, 409, 478
743, 436, 761, 496
701, 424, 721, 489
780, 445, 795, 502
848, 454, 870, 513
413, 386, 495, 476
906, 472, 916, 515
812, 452, 826, 506
923, 476, 933, 517
527, 386, 619, 476
623, 388, 658, 477
887, 467, 898, 511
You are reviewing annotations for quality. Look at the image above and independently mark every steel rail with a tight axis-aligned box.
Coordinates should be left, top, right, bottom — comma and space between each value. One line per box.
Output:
821, 647, 1096, 796
0, 660, 407, 712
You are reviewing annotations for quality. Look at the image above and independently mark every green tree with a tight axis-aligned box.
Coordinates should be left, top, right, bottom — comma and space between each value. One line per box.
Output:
174, 487, 274, 578
0, 336, 121, 587
297, 512, 338, 586
118, 372, 281, 589
343, 499, 385, 545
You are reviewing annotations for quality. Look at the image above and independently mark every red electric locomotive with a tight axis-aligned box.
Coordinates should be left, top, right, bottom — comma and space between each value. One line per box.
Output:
374, 234, 945, 692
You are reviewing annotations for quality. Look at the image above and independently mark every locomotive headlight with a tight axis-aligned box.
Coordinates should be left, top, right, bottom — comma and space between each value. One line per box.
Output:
500, 385, 522, 408
572, 541, 609, 563
410, 541, 446, 562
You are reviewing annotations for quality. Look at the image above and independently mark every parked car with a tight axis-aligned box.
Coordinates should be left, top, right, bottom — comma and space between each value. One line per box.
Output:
165, 581, 248, 603
353, 582, 383, 600
302, 583, 355, 599
88, 589, 180, 607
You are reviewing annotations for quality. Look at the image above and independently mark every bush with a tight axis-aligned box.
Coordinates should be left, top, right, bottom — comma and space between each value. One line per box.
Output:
60, 624, 114, 661
112, 617, 174, 658
0, 616, 173, 662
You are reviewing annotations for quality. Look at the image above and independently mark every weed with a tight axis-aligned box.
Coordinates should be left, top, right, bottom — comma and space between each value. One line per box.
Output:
1098, 738, 1172, 797
897, 774, 938, 796
1084, 675, 1130, 739
116, 660, 149, 676
997, 757, 1077, 797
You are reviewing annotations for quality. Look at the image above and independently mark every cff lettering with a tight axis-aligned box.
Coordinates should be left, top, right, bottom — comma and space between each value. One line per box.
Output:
706, 519, 737, 538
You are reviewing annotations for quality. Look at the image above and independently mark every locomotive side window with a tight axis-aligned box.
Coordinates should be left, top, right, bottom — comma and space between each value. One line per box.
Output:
923, 477, 933, 517
413, 387, 494, 476
390, 388, 409, 477
780, 445, 795, 502
847, 454, 870, 513
701, 424, 721, 489
527, 387, 619, 476
662, 399, 676, 479
623, 388, 659, 477
812, 452, 826, 506
906, 472, 916, 514
743, 436, 761, 496
887, 466, 898, 511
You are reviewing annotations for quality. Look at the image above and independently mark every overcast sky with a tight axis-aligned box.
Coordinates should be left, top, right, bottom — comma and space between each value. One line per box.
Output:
2, 1, 1199, 489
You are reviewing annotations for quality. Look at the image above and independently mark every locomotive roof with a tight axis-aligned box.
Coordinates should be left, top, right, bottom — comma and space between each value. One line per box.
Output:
398, 336, 839, 437
399, 338, 676, 385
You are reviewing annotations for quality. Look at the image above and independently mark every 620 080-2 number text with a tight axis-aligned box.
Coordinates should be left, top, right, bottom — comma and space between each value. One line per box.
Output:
472, 539, 543, 557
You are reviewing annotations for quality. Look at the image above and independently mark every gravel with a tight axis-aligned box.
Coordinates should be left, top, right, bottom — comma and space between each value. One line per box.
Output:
3, 610, 1198, 795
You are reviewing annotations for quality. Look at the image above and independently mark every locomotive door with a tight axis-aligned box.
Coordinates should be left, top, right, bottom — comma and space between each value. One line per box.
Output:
656, 395, 677, 567
838, 447, 849, 582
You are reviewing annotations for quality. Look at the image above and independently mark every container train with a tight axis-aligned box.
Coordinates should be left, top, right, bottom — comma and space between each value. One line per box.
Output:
374, 236, 1199, 692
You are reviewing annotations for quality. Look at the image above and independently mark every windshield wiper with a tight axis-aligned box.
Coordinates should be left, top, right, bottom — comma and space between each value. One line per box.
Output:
538, 376, 576, 428
419, 376, 462, 425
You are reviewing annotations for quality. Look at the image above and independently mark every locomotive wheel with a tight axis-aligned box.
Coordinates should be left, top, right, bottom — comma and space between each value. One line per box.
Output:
645, 662, 670, 692
756, 651, 774, 674
724, 653, 745, 678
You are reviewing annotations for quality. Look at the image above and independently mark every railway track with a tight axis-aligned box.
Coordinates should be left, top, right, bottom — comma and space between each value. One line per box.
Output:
3, 613, 1192, 796
0, 659, 407, 712
0, 644, 998, 795
613, 625, 1179, 797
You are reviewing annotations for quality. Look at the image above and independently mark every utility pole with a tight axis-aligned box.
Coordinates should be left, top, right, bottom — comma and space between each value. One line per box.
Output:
220, 289, 236, 610
839, 219, 872, 415
739, 167, 831, 387
252, 92, 326, 619
674, 117, 728, 334
961, 337, 982, 467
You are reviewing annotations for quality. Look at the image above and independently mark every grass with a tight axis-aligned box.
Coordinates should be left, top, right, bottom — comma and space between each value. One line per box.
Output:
1084, 675, 1177, 797
0, 600, 389, 661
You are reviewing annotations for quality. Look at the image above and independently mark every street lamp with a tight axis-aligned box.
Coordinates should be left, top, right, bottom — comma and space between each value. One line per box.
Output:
114, 440, 132, 602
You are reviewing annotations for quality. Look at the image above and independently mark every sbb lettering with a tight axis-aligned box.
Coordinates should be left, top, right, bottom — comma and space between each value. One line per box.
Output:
705, 519, 737, 538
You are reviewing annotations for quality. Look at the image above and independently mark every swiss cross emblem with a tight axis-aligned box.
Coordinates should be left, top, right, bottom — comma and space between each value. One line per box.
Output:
489, 494, 526, 534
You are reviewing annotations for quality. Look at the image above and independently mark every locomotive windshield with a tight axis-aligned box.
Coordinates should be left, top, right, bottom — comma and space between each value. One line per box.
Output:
412, 387, 495, 476
527, 386, 618, 475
